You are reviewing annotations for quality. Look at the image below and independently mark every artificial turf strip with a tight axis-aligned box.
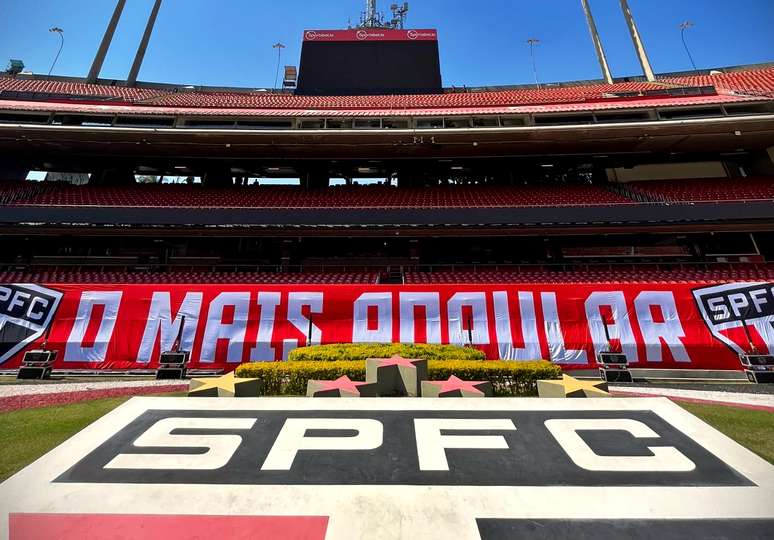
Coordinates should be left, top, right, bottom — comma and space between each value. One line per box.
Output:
679, 402, 774, 464
0, 393, 185, 482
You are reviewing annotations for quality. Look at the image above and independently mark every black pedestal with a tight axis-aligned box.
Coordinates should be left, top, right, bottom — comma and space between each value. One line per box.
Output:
599, 368, 633, 384
17, 366, 52, 380
156, 367, 187, 380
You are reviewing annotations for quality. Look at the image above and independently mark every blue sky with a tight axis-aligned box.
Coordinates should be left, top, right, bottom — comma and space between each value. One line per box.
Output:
1, 0, 773, 88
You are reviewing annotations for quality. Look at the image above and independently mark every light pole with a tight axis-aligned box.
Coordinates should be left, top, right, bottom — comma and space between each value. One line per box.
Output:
273, 42, 286, 91
527, 38, 540, 89
679, 21, 697, 71
48, 27, 64, 76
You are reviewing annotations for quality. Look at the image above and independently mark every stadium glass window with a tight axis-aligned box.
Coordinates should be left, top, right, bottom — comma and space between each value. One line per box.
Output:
594, 112, 651, 123
658, 107, 723, 120
51, 114, 113, 126
325, 119, 352, 129
383, 119, 410, 129
0, 112, 50, 124
185, 119, 238, 128
415, 118, 444, 129
445, 118, 472, 129
353, 119, 382, 129
299, 119, 325, 129
472, 117, 499, 128
534, 114, 594, 125
499, 117, 526, 127
235, 120, 294, 129
723, 103, 773, 116
115, 116, 175, 127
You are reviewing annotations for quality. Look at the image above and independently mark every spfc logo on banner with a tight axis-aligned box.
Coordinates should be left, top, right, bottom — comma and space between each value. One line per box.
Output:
0, 284, 62, 365
693, 282, 774, 355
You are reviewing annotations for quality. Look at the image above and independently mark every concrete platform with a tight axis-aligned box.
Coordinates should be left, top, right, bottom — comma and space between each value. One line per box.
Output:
1, 397, 772, 539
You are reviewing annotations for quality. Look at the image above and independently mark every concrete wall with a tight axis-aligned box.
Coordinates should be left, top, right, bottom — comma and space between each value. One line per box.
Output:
607, 162, 728, 182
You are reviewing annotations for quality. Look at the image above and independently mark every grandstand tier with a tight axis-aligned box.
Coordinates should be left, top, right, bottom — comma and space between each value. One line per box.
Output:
1, 178, 772, 209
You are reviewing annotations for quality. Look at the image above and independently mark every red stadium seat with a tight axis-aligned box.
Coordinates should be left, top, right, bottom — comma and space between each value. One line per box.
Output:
0, 75, 167, 102
2, 183, 634, 209
0, 74, 680, 110
0, 271, 378, 285
661, 67, 774, 98
403, 264, 774, 284
628, 177, 774, 203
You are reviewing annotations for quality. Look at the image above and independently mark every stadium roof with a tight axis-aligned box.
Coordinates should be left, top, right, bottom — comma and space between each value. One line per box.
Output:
0, 64, 771, 170
1, 65, 772, 116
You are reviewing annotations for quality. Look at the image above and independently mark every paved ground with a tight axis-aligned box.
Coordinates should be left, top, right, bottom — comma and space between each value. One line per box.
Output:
622, 380, 774, 395
610, 385, 774, 411
1, 397, 772, 539
1, 375, 772, 413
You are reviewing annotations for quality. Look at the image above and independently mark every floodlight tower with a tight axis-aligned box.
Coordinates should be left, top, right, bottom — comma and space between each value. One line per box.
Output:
87, 0, 126, 83
48, 27, 64, 77
680, 21, 697, 70
527, 38, 541, 89
127, 0, 163, 87
619, 0, 655, 82
580, 0, 613, 84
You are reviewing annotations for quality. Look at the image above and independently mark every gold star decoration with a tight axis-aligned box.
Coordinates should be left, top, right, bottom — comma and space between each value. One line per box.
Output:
537, 374, 610, 398
188, 371, 261, 398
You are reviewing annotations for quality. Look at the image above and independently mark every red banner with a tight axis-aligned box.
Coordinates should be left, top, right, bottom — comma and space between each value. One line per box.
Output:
303, 29, 438, 42
1, 283, 770, 371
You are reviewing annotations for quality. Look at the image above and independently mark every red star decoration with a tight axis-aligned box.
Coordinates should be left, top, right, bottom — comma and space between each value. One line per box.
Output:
317, 376, 371, 395
427, 376, 487, 396
373, 355, 421, 368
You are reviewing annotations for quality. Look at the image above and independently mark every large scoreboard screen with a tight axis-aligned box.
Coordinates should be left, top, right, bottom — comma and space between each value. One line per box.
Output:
296, 29, 442, 96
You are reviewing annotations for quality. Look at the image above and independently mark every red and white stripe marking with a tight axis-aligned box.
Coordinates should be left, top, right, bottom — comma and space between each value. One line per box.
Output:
0, 380, 187, 412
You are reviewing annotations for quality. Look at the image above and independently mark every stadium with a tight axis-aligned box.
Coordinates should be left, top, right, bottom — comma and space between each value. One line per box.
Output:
0, 1, 773, 537
2, 0, 774, 375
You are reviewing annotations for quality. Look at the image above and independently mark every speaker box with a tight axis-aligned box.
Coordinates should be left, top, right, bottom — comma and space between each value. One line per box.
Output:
156, 351, 190, 380
159, 351, 189, 366
17, 350, 57, 380
21, 350, 56, 366
739, 354, 774, 368
597, 352, 628, 367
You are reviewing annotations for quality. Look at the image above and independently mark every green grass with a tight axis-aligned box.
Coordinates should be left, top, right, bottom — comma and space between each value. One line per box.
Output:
0, 392, 185, 482
679, 402, 774, 464
0, 396, 771, 482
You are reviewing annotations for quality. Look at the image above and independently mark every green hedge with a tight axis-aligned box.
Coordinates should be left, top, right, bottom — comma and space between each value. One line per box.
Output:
287, 343, 486, 363
235, 360, 561, 397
